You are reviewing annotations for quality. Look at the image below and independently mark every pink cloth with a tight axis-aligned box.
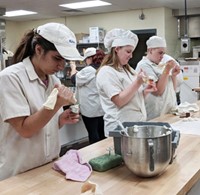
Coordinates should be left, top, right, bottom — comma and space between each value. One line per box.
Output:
53, 149, 92, 182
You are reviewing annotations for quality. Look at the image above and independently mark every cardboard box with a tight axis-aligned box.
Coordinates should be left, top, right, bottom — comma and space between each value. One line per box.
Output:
89, 27, 105, 43
75, 33, 89, 43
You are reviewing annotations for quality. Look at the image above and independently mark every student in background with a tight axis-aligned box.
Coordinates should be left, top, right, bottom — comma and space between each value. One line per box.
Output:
136, 36, 181, 120
72, 47, 106, 144
0, 22, 81, 180
70, 47, 97, 85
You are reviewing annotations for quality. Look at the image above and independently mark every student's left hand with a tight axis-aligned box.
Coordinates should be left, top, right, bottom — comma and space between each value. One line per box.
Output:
59, 108, 80, 127
146, 82, 157, 92
143, 81, 157, 97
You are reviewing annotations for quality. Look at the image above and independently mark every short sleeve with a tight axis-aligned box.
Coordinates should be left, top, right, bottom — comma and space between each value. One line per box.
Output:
0, 74, 30, 121
96, 66, 123, 99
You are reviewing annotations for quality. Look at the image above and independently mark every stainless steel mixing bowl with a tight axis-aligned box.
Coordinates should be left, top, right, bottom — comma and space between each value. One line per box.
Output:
121, 125, 172, 177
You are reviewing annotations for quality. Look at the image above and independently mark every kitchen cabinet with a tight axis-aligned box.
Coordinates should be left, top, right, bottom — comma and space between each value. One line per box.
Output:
59, 116, 88, 148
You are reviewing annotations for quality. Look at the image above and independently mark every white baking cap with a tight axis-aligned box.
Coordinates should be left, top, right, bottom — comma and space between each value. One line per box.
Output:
104, 28, 138, 51
146, 36, 167, 49
37, 22, 83, 61
83, 47, 97, 60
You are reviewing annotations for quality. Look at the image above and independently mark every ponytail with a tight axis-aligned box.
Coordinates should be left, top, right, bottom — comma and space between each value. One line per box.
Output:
12, 29, 57, 64
12, 30, 35, 64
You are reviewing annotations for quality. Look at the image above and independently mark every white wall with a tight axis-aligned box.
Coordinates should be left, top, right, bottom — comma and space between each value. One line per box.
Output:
5, 18, 66, 52
5, 7, 178, 57
67, 8, 165, 34
163, 8, 179, 57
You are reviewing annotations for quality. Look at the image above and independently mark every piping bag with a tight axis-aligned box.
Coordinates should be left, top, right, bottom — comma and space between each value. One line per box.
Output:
43, 88, 77, 110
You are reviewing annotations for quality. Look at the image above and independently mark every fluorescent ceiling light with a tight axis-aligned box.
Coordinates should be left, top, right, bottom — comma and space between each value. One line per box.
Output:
60, 0, 111, 9
4, 10, 37, 17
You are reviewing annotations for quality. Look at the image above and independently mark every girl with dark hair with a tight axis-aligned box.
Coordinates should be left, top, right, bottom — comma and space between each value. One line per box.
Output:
0, 22, 82, 180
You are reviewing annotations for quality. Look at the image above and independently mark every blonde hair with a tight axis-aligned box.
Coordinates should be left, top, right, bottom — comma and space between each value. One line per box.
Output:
97, 47, 134, 75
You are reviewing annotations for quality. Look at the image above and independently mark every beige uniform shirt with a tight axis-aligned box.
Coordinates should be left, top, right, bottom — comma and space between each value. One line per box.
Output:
96, 66, 146, 137
136, 56, 177, 120
0, 57, 62, 180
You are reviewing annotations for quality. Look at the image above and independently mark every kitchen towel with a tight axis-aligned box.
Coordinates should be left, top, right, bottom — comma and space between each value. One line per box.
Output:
173, 102, 199, 114
53, 149, 92, 182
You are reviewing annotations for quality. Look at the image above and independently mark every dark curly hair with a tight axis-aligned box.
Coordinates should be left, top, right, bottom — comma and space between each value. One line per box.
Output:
91, 49, 105, 65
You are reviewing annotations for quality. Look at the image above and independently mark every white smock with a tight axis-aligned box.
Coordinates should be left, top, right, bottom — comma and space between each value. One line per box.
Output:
136, 56, 177, 120
96, 66, 146, 137
76, 65, 104, 117
0, 57, 62, 180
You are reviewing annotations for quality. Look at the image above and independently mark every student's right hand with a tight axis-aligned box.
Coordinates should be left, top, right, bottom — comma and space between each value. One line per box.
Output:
164, 60, 176, 74
56, 84, 77, 107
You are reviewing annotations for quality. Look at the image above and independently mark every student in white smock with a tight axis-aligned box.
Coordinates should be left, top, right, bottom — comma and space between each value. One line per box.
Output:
71, 48, 106, 144
136, 36, 181, 120
96, 28, 157, 137
0, 23, 82, 180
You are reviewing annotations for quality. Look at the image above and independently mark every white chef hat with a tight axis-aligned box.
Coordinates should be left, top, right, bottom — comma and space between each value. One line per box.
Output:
83, 47, 97, 60
146, 36, 166, 49
104, 28, 138, 51
37, 22, 83, 61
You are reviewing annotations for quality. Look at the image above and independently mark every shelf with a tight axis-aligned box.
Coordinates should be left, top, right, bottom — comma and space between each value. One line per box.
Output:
77, 42, 104, 46
77, 43, 106, 54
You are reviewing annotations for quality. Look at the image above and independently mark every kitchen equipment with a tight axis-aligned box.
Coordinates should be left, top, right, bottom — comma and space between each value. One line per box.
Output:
109, 122, 180, 177
179, 60, 200, 103
121, 125, 172, 177
181, 37, 190, 53
193, 46, 200, 58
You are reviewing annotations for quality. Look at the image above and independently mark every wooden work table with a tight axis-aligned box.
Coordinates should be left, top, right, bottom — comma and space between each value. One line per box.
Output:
1, 106, 200, 194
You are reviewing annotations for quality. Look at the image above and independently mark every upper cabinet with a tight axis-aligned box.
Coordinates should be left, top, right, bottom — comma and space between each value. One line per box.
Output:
177, 16, 200, 38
